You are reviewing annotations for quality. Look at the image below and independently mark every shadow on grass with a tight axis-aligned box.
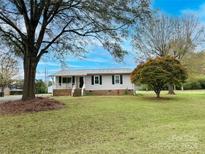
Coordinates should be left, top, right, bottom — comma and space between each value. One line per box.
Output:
143, 96, 174, 100
137, 95, 181, 103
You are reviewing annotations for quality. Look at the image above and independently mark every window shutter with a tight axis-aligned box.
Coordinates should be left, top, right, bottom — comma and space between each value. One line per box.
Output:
112, 75, 115, 84
59, 76, 61, 85
100, 75, 102, 85
91, 76, 94, 85
72, 76, 75, 85
120, 75, 123, 84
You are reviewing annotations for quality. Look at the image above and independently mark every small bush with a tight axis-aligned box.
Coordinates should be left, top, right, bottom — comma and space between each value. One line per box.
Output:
183, 81, 201, 90
198, 79, 205, 89
35, 80, 47, 94
180, 79, 205, 90
138, 84, 150, 91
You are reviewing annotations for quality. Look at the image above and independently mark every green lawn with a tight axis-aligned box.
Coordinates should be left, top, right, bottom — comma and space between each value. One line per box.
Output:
1, 91, 205, 154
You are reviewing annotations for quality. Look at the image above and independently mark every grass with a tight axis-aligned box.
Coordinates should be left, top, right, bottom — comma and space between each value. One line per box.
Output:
1, 91, 205, 153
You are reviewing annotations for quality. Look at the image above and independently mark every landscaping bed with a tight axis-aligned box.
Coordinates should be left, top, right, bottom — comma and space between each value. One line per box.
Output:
0, 97, 64, 115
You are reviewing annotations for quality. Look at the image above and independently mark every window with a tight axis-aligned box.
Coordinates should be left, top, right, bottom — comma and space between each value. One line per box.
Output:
62, 77, 71, 83
114, 75, 120, 84
91, 75, 102, 85
94, 75, 100, 84
112, 75, 123, 84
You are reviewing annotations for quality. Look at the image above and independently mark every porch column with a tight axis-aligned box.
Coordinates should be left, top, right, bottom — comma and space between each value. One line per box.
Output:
76, 76, 78, 88
81, 76, 85, 96
51, 76, 55, 89
83, 76, 86, 88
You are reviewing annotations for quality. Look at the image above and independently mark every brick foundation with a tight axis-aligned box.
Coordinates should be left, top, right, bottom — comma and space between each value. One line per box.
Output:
85, 89, 133, 96
53, 89, 72, 96
53, 89, 133, 96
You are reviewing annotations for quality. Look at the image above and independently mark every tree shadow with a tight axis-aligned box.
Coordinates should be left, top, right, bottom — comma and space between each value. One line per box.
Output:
141, 96, 179, 103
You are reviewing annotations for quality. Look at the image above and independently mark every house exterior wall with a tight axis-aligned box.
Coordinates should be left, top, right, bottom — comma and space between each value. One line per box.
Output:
55, 76, 73, 89
85, 74, 133, 90
53, 74, 134, 96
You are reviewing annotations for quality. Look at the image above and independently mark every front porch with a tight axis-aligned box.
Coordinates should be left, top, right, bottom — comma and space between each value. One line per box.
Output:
52, 76, 86, 96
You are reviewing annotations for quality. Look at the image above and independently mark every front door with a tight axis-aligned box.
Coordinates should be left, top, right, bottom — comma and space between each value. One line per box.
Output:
79, 77, 84, 88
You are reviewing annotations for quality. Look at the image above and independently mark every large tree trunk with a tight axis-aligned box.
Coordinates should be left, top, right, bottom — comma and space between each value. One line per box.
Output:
1, 86, 4, 97
168, 84, 175, 95
156, 92, 160, 98
22, 56, 38, 101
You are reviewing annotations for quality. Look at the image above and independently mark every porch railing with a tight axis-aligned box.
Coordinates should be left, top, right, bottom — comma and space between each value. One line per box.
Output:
54, 83, 72, 89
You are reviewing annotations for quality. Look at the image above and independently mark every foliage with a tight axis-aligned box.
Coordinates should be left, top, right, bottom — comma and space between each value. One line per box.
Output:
182, 51, 205, 80
137, 84, 152, 91
175, 79, 205, 90
10, 80, 24, 89
133, 13, 203, 60
132, 13, 202, 95
0, 52, 18, 91
0, 0, 151, 100
35, 80, 47, 94
183, 81, 202, 90
131, 56, 188, 97
198, 79, 205, 89
48, 81, 52, 87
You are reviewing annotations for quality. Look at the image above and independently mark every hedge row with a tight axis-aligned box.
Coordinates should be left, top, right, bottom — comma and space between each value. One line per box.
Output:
179, 79, 205, 90
138, 79, 205, 90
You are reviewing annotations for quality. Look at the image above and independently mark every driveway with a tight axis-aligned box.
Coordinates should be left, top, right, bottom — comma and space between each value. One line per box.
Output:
0, 94, 52, 103
0, 95, 22, 103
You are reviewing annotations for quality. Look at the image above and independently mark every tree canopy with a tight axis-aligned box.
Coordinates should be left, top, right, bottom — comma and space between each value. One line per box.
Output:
0, 0, 151, 100
182, 51, 205, 80
132, 13, 203, 95
131, 56, 188, 98
0, 52, 19, 92
133, 13, 203, 60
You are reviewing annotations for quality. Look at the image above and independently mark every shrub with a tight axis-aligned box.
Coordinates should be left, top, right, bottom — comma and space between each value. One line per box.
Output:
35, 80, 47, 94
198, 79, 205, 89
179, 79, 205, 90
131, 56, 187, 98
137, 84, 150, 91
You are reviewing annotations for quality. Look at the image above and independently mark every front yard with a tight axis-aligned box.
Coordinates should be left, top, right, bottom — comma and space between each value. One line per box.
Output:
1, 91, 205, 153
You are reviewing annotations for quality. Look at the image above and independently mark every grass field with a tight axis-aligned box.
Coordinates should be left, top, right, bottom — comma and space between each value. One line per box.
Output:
1, 91, 205, 154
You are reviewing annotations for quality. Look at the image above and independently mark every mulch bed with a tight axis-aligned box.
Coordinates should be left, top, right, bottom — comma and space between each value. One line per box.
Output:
0, 97, 65, 115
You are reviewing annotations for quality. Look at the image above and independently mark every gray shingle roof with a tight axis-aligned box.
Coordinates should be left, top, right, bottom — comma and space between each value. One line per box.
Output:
51, 68, 133, 76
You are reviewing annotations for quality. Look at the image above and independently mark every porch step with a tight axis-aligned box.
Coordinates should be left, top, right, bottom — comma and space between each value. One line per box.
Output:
73, 89, 81, 97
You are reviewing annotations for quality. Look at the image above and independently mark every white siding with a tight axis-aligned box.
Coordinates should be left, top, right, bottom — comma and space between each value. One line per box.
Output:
48, 86, 53, 93
54, 76, 72, 89
85, 74, 133, 90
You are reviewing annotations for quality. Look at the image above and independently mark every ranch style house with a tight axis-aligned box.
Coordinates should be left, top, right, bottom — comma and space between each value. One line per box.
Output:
51, 68, 134, 96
